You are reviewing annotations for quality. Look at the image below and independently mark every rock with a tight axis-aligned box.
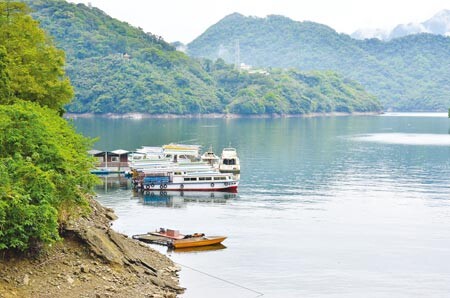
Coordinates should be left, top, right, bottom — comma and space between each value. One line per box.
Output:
23, 274, 30, 286
105, 212, 118, 221
80, 264, 89, 273
66, 276, 74, 284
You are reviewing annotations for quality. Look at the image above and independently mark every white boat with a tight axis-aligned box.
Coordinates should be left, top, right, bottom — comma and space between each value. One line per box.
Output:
200, 146, 220, 168
134, 171, 238, 192
129, 144, 201, 170
129, 144, 240, 192
219, 148, 240, 174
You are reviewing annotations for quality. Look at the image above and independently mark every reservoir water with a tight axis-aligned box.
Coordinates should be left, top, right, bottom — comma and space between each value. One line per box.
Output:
72, 113, 450, 298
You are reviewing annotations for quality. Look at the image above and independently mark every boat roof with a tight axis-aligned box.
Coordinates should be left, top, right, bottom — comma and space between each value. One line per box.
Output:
221, 148, 238, 158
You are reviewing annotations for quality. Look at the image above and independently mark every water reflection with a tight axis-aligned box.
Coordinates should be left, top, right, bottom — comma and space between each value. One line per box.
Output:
132, 190, 237, 208
94, 174, 131, 193
168, 243, 227, 254
351, 133, 450, 146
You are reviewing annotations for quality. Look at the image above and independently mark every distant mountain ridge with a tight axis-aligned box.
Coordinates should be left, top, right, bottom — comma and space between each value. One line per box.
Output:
187, 13, 450, 111
21, 1, 380, 115
352, 9, 450, 40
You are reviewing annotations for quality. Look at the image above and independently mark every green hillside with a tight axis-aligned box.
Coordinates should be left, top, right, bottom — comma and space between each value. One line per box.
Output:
23, 1, 380, 115
187, 13, 450, 111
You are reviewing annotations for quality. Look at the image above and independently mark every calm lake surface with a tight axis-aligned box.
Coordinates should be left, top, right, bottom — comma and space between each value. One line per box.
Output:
72, 113, 450, 298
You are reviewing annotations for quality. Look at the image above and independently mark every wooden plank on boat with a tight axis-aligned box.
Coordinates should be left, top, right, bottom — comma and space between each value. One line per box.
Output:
132, 233, 172, 247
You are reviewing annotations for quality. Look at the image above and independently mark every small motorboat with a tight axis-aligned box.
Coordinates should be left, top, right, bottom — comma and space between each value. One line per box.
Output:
133, 228, 227, 249
171, 236, 227, 249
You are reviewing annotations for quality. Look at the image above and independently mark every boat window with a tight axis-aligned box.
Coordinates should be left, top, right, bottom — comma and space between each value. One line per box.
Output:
206, 177, 212, 181
184, 177, 198, 181
223, 159, 236, 165
199, 177, 206, 181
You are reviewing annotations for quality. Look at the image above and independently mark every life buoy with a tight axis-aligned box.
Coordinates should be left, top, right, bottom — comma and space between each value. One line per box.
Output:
150, 183, 154, 188
210, 183, 215, 188
163, 184, 168, 189
180, 184, 184, 189
145, 185, 150, 190
160, 184, 163, 189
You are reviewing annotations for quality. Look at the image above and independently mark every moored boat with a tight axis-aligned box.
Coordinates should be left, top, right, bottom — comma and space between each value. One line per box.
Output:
172, 236, 227, 249
127, 143, 240, 192
200, 146, 220, 168
133, 171, 238, 192
219, 147, 240, 174
133, 228, 227, 249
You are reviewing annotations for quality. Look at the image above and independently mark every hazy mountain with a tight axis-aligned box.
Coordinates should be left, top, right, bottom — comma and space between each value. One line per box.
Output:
187, 13, 450, 111
352, 9, 450, 40
351, 28, 389, 40
21, 1, 380, 115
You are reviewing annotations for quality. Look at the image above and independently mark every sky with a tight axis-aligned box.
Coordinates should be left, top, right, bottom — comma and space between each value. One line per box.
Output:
70, 0, 449, 43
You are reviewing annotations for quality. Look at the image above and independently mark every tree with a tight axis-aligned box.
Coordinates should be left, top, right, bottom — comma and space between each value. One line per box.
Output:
0, 46, 11, 100
0, 2, 73, 113
0, 101, 97, 251
0, 2, 96, 253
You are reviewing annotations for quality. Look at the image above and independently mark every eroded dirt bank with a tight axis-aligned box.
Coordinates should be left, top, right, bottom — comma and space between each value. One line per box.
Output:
0, 198, 184, 298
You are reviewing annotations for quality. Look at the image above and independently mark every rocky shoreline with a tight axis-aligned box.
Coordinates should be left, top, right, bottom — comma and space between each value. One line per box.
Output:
0, 198, 184, 298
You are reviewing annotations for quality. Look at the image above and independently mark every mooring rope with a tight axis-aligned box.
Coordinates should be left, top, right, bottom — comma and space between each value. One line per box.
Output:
175, 261, 264, 297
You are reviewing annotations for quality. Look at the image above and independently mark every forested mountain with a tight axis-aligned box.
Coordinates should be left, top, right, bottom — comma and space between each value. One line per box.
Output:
22, 1, 380, 115
187, 13, 450, 111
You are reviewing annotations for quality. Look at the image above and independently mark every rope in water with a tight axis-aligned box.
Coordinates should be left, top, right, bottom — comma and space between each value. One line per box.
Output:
175, 261, 264, 297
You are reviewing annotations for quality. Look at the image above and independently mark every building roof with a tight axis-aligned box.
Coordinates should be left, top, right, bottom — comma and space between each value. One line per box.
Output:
111, 149, 129, 155
87, 149, 104, 155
